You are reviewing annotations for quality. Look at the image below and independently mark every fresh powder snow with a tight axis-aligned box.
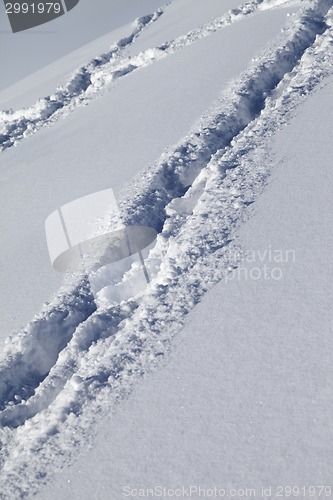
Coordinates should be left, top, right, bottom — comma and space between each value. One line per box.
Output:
0, 0, 332, 498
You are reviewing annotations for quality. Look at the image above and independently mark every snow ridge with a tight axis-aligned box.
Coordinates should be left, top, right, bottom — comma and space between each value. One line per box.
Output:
0, 0, 333, 496
1, 0, 282, 152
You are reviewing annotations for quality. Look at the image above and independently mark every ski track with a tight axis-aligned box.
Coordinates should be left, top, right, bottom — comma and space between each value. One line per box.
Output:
0, 0, 297, 152
0, 0, 333, 496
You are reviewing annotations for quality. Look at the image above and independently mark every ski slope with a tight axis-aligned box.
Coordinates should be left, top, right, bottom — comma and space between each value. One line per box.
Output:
0, 0, 332, 497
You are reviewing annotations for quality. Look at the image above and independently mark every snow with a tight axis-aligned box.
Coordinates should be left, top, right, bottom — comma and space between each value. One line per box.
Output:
0, 0, 332, 497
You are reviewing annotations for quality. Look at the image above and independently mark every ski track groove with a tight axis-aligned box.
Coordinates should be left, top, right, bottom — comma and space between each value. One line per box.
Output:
0, 0, 333, 496
0, 0, 288, 152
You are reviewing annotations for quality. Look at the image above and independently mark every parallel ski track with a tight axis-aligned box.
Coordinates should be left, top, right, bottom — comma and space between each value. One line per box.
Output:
0, 0, 332, 496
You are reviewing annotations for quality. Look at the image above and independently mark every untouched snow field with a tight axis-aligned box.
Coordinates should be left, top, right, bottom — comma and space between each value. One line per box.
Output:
0, 0, 332, 497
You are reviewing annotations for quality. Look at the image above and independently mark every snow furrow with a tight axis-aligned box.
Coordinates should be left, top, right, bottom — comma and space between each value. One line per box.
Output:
0, 0, 333, 495
0, 0, 285, 152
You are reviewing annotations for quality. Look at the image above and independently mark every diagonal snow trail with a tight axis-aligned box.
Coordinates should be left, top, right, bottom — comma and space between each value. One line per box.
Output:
0, 0, 331, 427
0, 0, 333, 495
0, 0, 296, 152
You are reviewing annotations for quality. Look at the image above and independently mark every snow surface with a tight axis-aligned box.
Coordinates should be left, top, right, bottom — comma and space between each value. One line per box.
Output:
0, 0, 332, 497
